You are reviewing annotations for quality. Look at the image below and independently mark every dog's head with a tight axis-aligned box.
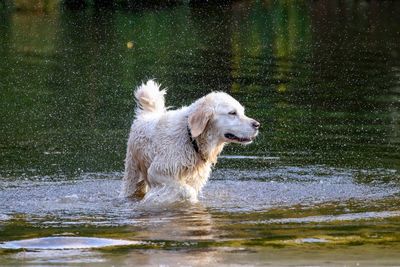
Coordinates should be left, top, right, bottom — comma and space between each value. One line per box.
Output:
188, 92, 260, 145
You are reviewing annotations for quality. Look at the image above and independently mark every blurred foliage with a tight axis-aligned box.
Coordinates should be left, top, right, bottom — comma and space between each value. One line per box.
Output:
1, 0, 185, 12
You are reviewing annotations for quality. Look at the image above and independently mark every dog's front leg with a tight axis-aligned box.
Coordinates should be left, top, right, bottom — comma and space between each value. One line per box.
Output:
144, 164, 198, 203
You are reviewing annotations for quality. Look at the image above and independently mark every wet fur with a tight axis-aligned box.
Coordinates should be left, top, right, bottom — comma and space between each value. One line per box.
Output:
121, 80, 257, 203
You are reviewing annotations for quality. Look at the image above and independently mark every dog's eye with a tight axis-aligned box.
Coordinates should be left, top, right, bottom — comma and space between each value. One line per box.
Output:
228, 111, 237, 116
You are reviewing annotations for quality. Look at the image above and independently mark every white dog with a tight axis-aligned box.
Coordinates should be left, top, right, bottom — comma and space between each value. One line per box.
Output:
121, 80, 260, 203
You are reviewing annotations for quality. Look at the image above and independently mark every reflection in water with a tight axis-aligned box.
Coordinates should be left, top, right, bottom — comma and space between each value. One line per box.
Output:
121, 248, 218, 267
0, 236, 138, 249
9, 249, 106, 265
0, 1, 399, 176
129, 204, 214, 241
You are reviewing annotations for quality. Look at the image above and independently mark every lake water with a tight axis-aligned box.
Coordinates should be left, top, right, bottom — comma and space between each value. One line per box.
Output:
0, 1, 400, 266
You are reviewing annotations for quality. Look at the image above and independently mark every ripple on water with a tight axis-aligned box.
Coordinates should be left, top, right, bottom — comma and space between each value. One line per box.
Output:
0, 165, 399, 226
0, 237, 139, 250
250, 210, 400, 225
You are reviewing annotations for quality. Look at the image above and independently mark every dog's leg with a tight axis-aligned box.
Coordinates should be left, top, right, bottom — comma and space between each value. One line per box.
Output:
145, 164, 198, 203
121, 147, 148, 199
121, 165, 148, 199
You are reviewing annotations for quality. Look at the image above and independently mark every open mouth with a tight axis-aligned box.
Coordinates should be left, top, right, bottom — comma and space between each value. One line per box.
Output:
224, 133, 253, 143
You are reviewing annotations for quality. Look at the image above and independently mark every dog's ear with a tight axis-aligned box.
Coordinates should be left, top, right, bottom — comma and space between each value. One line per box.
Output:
188, 105, 213, 138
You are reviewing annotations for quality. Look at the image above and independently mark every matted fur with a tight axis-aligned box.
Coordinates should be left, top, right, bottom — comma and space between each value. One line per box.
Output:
121, 80, 259, 203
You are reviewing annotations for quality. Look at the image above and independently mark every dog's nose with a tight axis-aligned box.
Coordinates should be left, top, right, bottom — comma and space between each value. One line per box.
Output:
252, 120, 260, 129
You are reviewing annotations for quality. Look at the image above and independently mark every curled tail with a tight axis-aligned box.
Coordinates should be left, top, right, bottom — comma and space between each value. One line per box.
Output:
134, 79, 166, 116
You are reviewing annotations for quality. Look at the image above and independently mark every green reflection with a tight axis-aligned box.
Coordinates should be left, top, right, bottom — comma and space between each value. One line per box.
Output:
0, 1, 399, 173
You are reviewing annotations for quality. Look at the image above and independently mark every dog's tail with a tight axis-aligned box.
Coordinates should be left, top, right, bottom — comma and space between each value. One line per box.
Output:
134, 79, 166, 115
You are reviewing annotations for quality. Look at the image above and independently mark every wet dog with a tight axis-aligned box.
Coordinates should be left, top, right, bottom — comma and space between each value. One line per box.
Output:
121, 80, 259, 203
